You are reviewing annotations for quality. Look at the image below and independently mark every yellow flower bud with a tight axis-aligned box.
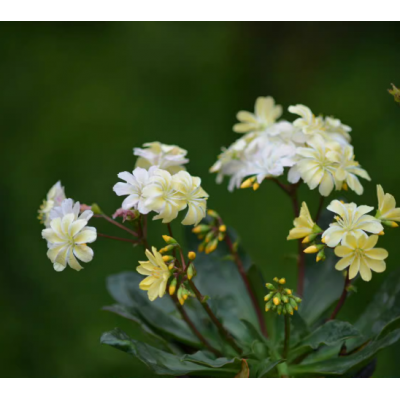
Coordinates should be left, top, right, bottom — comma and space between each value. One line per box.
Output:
240, 176, 256, 189
207, 209, 220, 218
162, 255, 173, 262
219, 224, 227, 233
392, 222, 399, 228
342, 182, 348, 191
273, 296, 281, 306
198, 243, 205, 252
285, 288, 292, 295
169, 278, 177, 296
278, 278, 286, 285
378, 230, 385, 236
304, 245, 319, 254
188, 251, 196, 261
253, 183, 260, 191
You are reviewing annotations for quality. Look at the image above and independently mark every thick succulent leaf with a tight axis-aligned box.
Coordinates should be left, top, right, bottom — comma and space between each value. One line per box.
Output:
103, 303, 172, 352
184, 226, 259, 344
300, 248, 344, 326
107, 272, 221, 349
354, 269, 400, 342
253, 358, 284, 378
181, 351, 242, 369
289, 320, 360, 362
289, 318, 400, 376
101, 328, 241, 377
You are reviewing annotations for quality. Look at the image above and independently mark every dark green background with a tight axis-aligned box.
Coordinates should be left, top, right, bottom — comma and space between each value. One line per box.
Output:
1, 22, 400, 377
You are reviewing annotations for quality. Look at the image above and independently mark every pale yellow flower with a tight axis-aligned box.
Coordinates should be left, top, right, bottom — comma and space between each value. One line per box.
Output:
233, 96, 282, 133
137, 247, 171, 301
288, 104, 325, 136
288, 202, 319, 240
327, 145, 370, 195
134, 142, 188, 174
38, 181, 66, 227
322, 200, 383, 248
142, 169, 186, 223
376, 185, 400, 222
334, 234, 388, 281
172, 171, 209, 226
296, 136, 339, 196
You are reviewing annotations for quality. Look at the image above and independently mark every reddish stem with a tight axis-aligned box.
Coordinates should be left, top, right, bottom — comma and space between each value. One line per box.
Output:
97, 232, 138, 244
98, 213, 139, 237
224, 233, 268, 338
329, 274, 351, 320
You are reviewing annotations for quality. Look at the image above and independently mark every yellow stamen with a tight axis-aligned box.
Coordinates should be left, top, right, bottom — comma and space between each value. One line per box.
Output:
253, 183, 260, 191
240, 176, 256, 189
378, 230, 385, 236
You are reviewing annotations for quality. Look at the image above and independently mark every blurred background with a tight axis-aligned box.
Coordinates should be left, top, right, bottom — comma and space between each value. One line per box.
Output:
1, 22, 400, 377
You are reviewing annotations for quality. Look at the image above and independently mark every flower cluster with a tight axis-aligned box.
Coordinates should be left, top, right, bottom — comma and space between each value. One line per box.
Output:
38, 181, 66, 227
191, 209, 227, 254
41, 198, 97, 272
288, 185, 399, 282
264, 278, 302, 315
114, 143, 208, 226
211, 96, 370, 196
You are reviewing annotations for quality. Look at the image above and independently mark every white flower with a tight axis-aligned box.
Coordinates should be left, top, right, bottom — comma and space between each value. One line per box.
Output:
38, 181, 66, 227
288, 104, 325, 136
334, 234, 388, 282
322, 200, 383, 248
327, 144, 370, 195
323, 116, 352, 145
172, 171, 209, 226
137, 247, 171, 301
142, 169, 186, 223
233, 96, 283, 133
134, 142, 188, 174
295, 136, 339, 196
244, 141, 296, 184
113, 166, 157, 213
210, 132, 258, 191
287, 202, 318, 240
376, 185, 400, 222
42, 199, 97, 272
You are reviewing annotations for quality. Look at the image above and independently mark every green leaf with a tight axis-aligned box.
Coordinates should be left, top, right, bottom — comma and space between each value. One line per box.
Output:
289, 318, 400, 376
101, 328, 241, 377
354, 269, 400, 342
107, 272, 221, 349
103, 303, 172, 352
235, 359, 250, 377
184, 226, 259, 345
253, 358, 283, 378
289, 320, 360, 362
300, 247, 344, 325
181, 351, 242, 369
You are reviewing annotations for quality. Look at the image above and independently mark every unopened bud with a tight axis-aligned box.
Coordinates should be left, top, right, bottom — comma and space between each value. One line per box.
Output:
169, 278, 177, 296
177, 287, 185, 306
282, 295, 289, 304
265, 300, 273, 312
188, 251, 196, 261
219, 224, 227, 233
159, 245, 175, 254
187, 264, 196, 280
388, 83, 400, 103
342, 182, 348, 191
265, 283, 275, 290
273, 277, 279, 282
286, 304, 294, 315
162, 235, 178, 245
378, 230, 385, 236
91, 203, 103, 215
162, 255, 174, 262
264, 293, 273, 302
253, 182, 260, 191
278, 278, 286, 285
273, 295, 281, 306
205, 238, 218, 254
207, 209, 220, 219
198, 243, 205, 252
316, 249, 326, 262
302, 234, 317, 244
277, 305, 283, 315
192, 224, 211, 234
240, 176, 256, 189
304, 244, 324, 254
382, 220, 399, 228
205, 231, 215, 243
285, 288, 292, 295
218, 232, 225, 241
289, 298, 298, 310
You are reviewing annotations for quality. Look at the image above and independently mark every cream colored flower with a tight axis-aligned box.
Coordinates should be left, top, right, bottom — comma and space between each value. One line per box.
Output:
172, 171, 209, 226
323, 116, 351, 144
38, 181, 66, 227
142, 169, 186, 223
327, 145, 370, 195
288, 202, 320, 240
322, 200, 383, 248
376, 185, 400, 223
137, 247, 171, 301
113, 166, 157, 213
134, 142, 188, 174
334, 234, 388, 281
288, 104, 325, 136
295, 137, 339, 196
233, 96, 282, 133
42, 199, 97, 272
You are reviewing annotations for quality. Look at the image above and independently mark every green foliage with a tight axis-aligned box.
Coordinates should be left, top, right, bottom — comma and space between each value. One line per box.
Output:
102, 224, 400, 377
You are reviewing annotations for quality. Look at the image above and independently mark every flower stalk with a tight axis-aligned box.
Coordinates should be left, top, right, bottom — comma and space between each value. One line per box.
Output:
329, 273, 351, 320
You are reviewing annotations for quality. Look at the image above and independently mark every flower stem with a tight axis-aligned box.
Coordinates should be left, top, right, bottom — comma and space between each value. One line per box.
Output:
224, 233, 268, 338
97, 232, 138, 244
137, 215, 150, 250
170, 292, 223, 357
188, 279, 242, 355
283, 315, 291, 360
98, 213, 139, 237
315, 195, 325, 223
329, 274, 351, 320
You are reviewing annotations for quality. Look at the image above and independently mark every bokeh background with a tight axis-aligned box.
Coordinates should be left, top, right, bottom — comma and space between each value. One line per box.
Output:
1, 22, 400, 377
